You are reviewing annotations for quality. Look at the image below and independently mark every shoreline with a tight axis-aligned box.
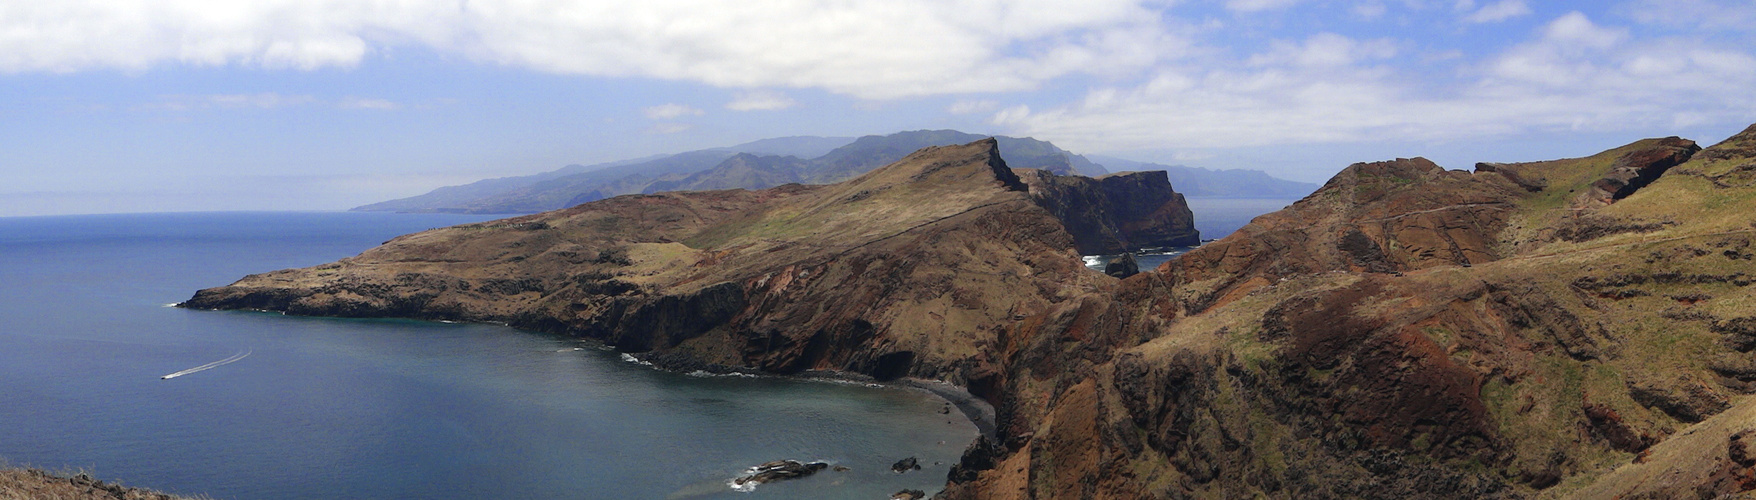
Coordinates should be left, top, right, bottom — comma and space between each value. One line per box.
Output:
796, 370, 998, 440
631, 350, 998, 441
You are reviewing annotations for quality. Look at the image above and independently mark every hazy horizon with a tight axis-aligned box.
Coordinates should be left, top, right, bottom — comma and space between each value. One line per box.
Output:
3, 0, 1752, 217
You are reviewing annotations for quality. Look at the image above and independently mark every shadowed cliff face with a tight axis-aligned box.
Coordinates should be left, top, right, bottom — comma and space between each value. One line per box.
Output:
1017, 170, 1200, 255
183, 139, 1180, 386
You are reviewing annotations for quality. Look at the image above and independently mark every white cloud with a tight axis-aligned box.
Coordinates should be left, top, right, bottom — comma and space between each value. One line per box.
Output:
726, 91, 796, 111
1226, 0, 1302, 12
1352, 2, 1388, 20
948, 100, 1000, 114
1462, 0, 1531, 23
991, 17, 1756, 152
0, 0, 1178, 99
1540, 12, 1626, 50
339, 97, 399, 110
643, 103, 703, 120
1621, 0, 1756, 33
1247, 33, 1398, 68
135, 92, 316, 111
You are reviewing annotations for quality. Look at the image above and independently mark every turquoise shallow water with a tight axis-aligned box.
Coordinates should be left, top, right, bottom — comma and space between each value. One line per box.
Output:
0, 212, 977, 499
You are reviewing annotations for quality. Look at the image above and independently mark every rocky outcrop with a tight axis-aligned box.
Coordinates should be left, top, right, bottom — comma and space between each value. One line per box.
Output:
1574, 137, 1700, 206
1103, 253, 1138, 278
0, 468, 186, 500
732, 460, 830, 487
1017, 170, 1199, 255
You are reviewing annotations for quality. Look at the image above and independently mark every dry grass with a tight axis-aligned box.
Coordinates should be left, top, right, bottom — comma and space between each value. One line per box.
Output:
0, 466, 201, 500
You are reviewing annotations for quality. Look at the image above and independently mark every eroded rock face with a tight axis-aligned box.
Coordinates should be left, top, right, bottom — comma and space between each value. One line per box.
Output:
1016, 169, 1199, 255
182, 138, 1134, 387
1164, 157, 1522, 313
1576, 137, 1701, 206
943, 131, 1756, 499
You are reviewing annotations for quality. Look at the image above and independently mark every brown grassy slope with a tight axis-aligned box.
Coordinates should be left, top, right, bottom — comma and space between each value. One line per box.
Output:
0, 468, 188, 500
939, 131, 1756, 499
182, 139, 1113, 383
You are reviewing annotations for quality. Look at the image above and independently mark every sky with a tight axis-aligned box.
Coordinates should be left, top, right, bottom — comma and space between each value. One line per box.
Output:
2, 0, 1754, 216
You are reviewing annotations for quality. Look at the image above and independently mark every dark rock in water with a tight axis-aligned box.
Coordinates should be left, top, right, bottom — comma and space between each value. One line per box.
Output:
938, 403, 951, 414
732, 460, 829, 487
891, 456, 921, 473
892, 489, 927, 500
1104, 253, 1139, 278
831, 465, 850, 472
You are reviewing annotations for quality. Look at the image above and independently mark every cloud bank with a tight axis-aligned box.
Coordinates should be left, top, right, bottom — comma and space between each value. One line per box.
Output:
0, 0, 1173, 99
3, 0, 1751, 153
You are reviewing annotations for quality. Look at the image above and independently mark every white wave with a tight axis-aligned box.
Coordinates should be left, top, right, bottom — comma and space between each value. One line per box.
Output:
161, 303, 181, 308
727, 478, 758, 493
620, 353, 654, 366
161, 349, 251, 380
686, 370, 758, 378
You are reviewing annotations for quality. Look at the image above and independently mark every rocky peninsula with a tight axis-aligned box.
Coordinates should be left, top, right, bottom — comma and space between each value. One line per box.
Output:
183, 126, 1756, 498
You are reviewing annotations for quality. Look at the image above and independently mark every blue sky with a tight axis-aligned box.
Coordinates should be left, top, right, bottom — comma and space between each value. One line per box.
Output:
2, 0, 1753, 216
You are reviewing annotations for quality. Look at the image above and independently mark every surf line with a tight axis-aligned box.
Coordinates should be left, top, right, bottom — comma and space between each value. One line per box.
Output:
161, 349, 252, 380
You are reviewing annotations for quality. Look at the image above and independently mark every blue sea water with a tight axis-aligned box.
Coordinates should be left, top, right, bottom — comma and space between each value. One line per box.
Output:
0, 212, 977, 499
1084, 197, 1301, 272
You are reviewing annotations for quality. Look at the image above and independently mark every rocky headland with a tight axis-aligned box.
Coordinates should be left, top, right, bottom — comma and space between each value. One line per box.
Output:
183, 126, 1756, 498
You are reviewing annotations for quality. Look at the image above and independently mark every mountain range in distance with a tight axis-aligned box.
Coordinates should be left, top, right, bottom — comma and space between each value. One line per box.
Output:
353, 130, 1318, 214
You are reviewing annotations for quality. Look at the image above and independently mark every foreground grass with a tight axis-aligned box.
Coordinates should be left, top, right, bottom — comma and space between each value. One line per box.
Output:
0, 467, 198, 500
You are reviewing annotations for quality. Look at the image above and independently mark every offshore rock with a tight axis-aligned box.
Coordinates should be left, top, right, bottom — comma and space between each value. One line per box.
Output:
890, 456, 921, 474
1104, 253, 1139, 279
732, 460, 829, 487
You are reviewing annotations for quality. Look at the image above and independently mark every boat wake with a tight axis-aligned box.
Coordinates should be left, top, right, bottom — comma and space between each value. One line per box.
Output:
161, 349, 251, 380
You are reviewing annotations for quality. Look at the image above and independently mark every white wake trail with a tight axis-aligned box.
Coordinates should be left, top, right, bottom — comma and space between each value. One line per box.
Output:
161, 349, 251, 380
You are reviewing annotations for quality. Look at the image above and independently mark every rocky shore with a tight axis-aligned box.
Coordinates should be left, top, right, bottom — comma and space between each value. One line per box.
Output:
0, 468, 188, 500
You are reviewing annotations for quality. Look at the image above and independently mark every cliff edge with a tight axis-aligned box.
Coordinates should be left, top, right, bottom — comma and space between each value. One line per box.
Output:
185, 139, 1184, 386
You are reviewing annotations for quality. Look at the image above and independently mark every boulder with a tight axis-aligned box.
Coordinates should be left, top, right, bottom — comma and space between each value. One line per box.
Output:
1104, 253, 1139, 278
892, 456, 922, 473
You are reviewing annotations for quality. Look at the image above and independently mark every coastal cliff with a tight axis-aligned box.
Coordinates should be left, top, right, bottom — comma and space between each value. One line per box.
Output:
185, 139, 1177, 385
184, 127, 1756, 498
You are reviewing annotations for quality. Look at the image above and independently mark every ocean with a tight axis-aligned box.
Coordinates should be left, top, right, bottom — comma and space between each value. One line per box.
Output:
1084, 197, 1303, 272
0, 212, 977, 499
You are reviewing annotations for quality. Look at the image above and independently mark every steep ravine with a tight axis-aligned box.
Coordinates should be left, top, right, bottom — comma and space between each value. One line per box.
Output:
182, 127, 1756, 498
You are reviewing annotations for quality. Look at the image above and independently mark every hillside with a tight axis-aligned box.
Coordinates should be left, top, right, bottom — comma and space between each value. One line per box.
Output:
187, 124, 1756, 498
937, 130, 1756, 498
352, 130, 1113, 214
187, 139, 1194, 379
0, 467, 188, 499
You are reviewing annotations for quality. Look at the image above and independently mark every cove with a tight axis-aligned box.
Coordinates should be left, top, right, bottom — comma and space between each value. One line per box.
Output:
0, 212, 976, 499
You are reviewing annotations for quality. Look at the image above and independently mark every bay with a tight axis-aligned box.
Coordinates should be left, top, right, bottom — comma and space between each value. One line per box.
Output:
0, 212, 976, 499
